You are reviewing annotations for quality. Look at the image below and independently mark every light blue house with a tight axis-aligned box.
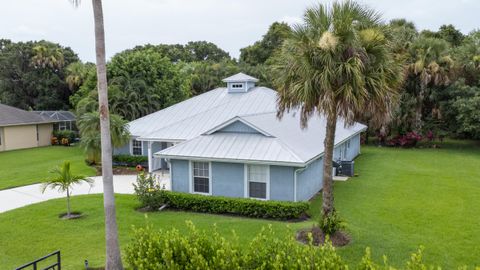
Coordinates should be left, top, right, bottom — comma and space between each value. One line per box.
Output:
116, 73, 366, 202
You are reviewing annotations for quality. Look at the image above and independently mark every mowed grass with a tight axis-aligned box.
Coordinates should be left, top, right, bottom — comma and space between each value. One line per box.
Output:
0, 141, 479, 269
0, 146, 96, 190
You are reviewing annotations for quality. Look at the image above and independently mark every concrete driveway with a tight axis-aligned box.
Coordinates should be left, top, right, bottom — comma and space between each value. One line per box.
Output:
0, 175, 137, 213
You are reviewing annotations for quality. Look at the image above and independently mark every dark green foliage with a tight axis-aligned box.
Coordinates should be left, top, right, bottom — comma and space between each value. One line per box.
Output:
112, 155, 148, 166
318, 210, 345, 235
125, 222, 347, 270
53, 130, 76, 144
240, 22, 291, 66
0, 39, 79, 110
133, 173, 309, 220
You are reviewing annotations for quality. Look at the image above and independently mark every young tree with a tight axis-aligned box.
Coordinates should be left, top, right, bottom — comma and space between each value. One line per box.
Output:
42, 161, 93, 218
273, 1, 403, 221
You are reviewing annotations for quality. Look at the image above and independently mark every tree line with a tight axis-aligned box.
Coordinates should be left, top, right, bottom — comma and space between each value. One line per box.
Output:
0, 21, 479, 139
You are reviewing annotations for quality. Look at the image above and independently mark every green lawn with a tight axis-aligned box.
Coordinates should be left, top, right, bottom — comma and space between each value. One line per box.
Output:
0, 141, 479, 269
0, 146, 96, 190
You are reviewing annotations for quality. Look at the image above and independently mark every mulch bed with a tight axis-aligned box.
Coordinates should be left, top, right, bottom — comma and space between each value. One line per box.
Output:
296, 226, 350, 247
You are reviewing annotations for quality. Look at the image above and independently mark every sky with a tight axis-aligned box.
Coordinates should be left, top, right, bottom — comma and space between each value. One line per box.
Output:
1, 0, 478, 62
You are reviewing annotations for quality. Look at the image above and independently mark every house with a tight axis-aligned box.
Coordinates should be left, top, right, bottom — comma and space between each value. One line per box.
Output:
34, 111, 76, 131
117, 73, 366, 201
0, 104, 57, 152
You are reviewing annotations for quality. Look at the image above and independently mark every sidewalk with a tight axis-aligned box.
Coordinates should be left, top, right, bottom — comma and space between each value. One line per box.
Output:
0, 175, 137, 213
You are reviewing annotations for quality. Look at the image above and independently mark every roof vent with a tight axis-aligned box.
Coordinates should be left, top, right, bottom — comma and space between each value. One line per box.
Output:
222, 73, 259, 93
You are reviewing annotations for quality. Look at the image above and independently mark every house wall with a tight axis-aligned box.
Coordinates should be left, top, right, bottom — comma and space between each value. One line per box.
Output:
171, 159, 190, 192
37, 124, 53, 147
211, 162, 244, 198
217, 121, 259, 134
4, 125, 37, 150
333, 134, 361, 161
0, 128, 4, 151
296, 157, 324, 202
270, 165, 295, 201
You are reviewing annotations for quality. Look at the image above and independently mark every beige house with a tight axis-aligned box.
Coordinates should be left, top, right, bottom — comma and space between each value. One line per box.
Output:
0, 104, 57, 152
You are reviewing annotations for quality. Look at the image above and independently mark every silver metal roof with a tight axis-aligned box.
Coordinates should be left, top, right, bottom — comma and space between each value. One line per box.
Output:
134, 87, 277, 140
155, 111, 366, 166
222, 72, 259, 82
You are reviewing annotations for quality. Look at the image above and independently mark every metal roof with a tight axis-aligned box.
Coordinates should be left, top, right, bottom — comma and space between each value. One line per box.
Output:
0, 104, 57, 127
34, 111, 76, 121
134, 87, 278, 140
222, 72, 259, 82
156, 133, 304, 166
155, 111, 366, 166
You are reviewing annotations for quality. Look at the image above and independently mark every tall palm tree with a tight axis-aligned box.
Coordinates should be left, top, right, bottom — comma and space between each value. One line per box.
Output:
407, 37, 454, 130
42, 161, 93, 218
70, 0, 124, 268
273, 1, 403, 220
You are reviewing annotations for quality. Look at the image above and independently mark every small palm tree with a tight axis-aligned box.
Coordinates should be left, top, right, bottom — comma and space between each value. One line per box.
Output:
273, 1, 403, 222
42, 161, 93, 218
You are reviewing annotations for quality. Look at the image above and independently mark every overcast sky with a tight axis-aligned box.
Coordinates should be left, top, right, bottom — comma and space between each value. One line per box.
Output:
1, 0, 478, 62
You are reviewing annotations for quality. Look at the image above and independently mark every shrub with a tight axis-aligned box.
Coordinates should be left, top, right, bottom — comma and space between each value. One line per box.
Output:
319, 210, 345, 235
125, 221, 347, 270
386, 131, 423, 147
112, 155, 148, 167
133, 173, 309, 220
52, 130, 76, 146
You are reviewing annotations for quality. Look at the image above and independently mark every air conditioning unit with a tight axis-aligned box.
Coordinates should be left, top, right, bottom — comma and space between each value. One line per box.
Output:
340, 161, 354, 176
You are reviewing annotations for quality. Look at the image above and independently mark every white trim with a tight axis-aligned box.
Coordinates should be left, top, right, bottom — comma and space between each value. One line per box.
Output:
190, 161, 212, 196
243, 165, 248, 198
147, 141, 153, 173
154, 155, 304, 167
245, 164, 270, 200
203, 116, 273, 137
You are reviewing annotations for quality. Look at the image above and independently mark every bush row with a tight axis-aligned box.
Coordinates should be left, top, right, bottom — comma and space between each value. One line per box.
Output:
125, 221, 433, 270
133, 173, 309, 220
113, 155, 148, 167
52, 130, 76, 145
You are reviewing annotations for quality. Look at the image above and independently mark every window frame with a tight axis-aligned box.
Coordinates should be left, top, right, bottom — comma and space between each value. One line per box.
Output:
130, 139, 143, 156
189, 161, 212, 195
244, 164, 270, 200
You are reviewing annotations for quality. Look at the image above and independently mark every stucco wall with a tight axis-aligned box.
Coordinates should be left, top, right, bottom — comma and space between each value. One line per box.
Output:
171, 159, 189, 192
4, 125, 37, 150
37, 124, 53, 147
211, 162, 244, 198
270, 165, 295, 201
296, 157, 324, 202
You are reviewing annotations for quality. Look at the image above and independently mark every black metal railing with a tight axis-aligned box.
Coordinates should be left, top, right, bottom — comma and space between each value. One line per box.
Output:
16, 251, 61, 270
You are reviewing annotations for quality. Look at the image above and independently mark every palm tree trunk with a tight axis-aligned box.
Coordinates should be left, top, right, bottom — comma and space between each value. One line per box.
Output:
322, 109, 337, 217
91, 0, 123, 269
66, 188, 71, 217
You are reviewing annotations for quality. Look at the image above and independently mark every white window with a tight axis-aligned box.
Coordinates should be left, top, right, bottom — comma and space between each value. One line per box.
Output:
231, 83, 244, 89
192, 161, 210, 194
246, 164, 269, 200
131, 139, 143, 156
59, 122, 67, 131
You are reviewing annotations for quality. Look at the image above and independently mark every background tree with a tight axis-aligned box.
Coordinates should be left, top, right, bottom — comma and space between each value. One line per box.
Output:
0, 39, 79, 110
273, 1, 403, 222
41, 161, 93, 218
240, 22, 291, 66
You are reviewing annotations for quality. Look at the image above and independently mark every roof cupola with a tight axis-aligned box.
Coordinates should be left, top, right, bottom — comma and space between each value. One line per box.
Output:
222, 72, 259, 93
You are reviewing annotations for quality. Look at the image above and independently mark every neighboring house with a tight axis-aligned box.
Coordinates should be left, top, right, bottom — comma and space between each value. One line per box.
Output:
116, 73, 366, 202
0, 104, 57, 152
34, 111, 76, 131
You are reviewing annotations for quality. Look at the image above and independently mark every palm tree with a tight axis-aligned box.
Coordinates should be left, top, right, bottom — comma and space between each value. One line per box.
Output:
70, 0, 124, 268
407, 37, 454, 130
42, 161, 93, 218
273, 1, 403, 221
78, 111, 130, 164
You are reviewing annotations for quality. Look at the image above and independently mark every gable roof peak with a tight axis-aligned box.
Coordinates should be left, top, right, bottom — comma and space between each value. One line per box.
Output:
222, 72, 259, 83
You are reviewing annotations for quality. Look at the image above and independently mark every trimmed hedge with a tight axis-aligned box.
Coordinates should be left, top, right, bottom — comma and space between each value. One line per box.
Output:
133, 173, 309, 220
113, 155, 148, 167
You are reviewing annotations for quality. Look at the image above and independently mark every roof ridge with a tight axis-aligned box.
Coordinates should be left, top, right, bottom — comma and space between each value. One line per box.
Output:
272, 137, 305, 163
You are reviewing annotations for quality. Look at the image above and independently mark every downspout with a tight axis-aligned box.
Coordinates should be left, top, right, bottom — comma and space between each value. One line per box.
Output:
294, 167, 307, 202
147, 141, 153, 173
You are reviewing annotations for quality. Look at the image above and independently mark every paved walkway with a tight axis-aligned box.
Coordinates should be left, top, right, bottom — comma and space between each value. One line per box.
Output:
0, 175, 138, 213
